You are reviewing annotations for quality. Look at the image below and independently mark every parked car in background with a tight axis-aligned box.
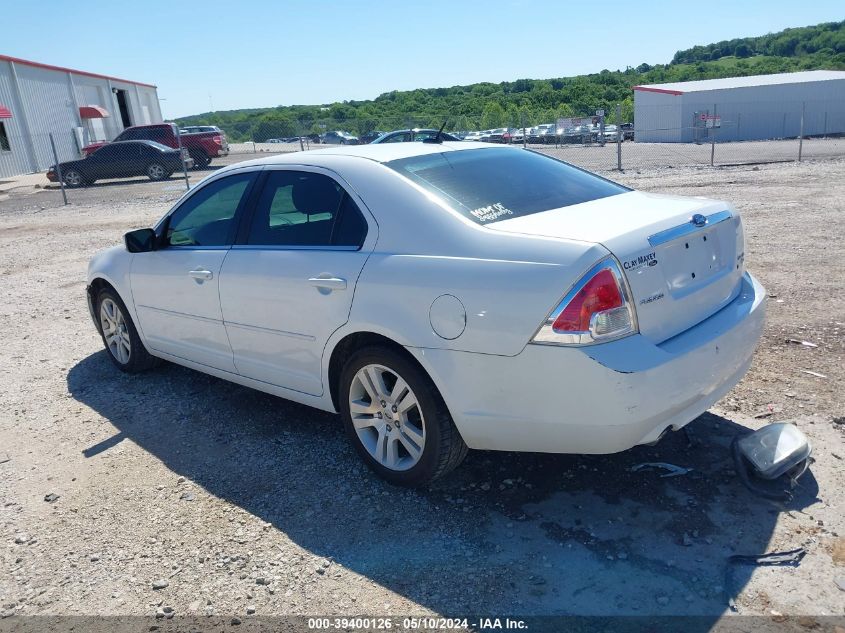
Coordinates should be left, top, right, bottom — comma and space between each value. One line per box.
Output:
371, 129, 462, 144
509, 128, 525, 143
461, 131, 484, 142
561, 124, 597, 144
48, 140, 192, 187
602, 125, 620, 143
83, 123, 227, 169
86, 142, 765, 486
321, 131, 359, 145
359, 131, 386, 144
621, 122, 635, 140
484, 128, 510, 143
528, 124, 556, 144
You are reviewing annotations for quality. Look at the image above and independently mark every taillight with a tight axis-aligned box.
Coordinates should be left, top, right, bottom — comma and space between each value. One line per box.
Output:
213, 135, 222, 145
532, 259, 637, 346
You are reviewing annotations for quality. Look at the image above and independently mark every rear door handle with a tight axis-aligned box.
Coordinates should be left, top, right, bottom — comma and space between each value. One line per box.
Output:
308, 276, 347, 291
189, 269, 213, 281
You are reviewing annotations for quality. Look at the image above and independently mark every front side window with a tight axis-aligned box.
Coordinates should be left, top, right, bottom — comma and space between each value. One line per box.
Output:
386, 147, 629, 224
246, 170, 367, 248
166, 173, 254, 247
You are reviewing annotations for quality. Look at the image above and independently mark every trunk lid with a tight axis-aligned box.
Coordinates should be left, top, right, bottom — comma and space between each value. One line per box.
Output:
488, 191, 745, 344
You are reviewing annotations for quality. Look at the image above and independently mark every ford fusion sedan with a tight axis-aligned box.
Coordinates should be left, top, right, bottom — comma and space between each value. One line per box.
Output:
86, 142, 765, 486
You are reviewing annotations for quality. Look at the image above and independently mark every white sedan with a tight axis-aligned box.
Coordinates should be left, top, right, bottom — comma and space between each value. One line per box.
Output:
86, 142, 766, 486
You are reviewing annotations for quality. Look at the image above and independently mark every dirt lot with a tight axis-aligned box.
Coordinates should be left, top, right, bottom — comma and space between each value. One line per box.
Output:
0, 156, 843, 625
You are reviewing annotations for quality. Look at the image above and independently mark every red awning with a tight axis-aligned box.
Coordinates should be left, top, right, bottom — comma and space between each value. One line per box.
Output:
0, 104, 12, 119
79, 105, 110, 119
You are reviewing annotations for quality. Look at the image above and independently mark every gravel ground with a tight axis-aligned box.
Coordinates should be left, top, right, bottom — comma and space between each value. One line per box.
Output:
0, 156, 843, 624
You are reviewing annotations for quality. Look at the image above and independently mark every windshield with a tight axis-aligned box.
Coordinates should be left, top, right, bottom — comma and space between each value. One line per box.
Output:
386, 147, 629, 224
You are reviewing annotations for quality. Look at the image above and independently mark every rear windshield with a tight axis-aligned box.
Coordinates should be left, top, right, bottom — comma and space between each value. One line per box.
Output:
145, 141, 172, 152
386, 147, 628, 224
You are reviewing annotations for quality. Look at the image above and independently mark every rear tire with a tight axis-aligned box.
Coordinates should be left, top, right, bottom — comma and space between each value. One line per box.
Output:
339, 346, 467, 487
190, 151, 211, 169
146, 162, 168, 181
96, 288, 159, 373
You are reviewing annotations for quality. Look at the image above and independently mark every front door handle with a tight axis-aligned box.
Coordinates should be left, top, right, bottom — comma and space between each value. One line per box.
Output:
189, 269, 213, 281
308, 276, 347, 291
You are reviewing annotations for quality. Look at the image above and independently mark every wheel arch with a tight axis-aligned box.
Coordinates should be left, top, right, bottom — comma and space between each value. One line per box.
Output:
87, 276, 124, 334
326, 331, 441, 415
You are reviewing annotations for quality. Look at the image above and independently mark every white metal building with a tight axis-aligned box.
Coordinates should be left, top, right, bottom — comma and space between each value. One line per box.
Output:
0, 54, 162, 178
633, 70, 845, 143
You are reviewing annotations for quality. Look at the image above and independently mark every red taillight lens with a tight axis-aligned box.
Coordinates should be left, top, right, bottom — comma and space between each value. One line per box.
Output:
213, 135, 222, 145
532, 260, 636, 346
552, 269, 622, 332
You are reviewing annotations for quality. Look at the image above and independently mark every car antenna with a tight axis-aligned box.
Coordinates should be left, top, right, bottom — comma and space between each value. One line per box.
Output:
425, 120, 449, 144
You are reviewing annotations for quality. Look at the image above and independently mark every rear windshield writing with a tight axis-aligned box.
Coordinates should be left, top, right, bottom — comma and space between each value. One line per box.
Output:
471, 202, 513, 222
386, 147, 628, 224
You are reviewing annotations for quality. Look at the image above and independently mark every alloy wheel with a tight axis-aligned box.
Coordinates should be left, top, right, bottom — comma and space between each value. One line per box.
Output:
348, 364, 426, 471
99, 298, 131, 364
64, 170, 82, 186
147, 164, 166, 180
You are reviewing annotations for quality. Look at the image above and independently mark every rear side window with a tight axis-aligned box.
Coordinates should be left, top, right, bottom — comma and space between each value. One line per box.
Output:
247, 171, 367, 248
387, 147, 628, 224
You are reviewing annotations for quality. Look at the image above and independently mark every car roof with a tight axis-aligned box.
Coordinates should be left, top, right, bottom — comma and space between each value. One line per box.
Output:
223, 141, 498, 169
109, 140, 166, 147
104, 140, 175, 152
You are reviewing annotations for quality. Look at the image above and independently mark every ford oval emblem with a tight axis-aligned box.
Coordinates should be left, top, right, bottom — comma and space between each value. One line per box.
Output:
691, 213, 707, 227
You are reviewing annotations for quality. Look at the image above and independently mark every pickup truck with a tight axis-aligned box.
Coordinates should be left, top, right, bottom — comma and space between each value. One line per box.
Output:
82, 123, 228, 169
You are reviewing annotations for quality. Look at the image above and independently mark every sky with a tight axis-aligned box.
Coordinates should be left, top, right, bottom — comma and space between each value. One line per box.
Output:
2, 0, 843, 118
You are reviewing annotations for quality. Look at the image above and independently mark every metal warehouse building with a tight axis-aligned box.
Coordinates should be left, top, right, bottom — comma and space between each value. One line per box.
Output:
0, 54, 162, 178
633, 70, 845, 143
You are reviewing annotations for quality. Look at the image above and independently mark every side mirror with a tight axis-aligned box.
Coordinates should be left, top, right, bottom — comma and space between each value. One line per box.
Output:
124, 228, 157, 253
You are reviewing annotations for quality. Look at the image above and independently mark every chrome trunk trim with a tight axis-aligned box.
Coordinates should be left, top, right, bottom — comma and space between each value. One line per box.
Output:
648, 210, 733, 247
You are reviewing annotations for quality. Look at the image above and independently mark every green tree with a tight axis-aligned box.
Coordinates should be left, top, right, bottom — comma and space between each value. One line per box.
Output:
481, 102, 506, 129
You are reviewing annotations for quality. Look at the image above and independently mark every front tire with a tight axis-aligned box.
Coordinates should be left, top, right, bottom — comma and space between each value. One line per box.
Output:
97, 288, 158, 373
339, 346, 467, 486
63, 169, 85, 187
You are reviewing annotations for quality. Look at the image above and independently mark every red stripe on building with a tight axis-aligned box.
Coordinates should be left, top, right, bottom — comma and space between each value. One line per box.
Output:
0, 54, 156, 89
633, 86, 684, 96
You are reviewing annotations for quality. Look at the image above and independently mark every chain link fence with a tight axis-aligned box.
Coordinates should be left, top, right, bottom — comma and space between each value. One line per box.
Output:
1, 100, 842, 206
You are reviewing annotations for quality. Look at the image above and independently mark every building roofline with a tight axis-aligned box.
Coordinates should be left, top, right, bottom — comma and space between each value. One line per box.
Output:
634, 70, 845, 95
633, 86, 684, 96
0, 54, 157, 89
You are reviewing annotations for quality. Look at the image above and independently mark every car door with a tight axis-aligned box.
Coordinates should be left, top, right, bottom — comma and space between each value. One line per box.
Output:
219, 168, 373, 395
85, 144, 124, 179
123, 143, 149, 177
130, 170, 258, 372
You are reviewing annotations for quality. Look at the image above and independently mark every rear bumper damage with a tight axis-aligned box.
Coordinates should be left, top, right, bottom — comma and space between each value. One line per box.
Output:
413, 272, 766, 454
